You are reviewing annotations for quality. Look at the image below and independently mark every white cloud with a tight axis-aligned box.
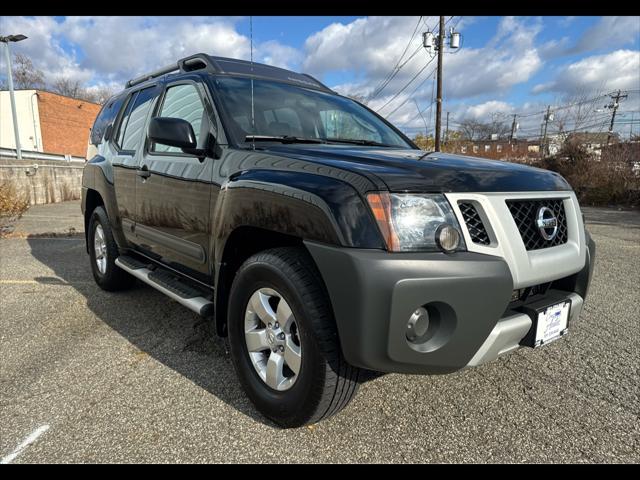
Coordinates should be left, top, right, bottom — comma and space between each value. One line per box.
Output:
1, 15, 638, 140
318, 16, 546, 128
0, 16, 300, 89
569, 16, 640, 54
463, 101, 514, 119
303, 16, 434, 79
533, 49, 640, 95
257, 41, 303, 70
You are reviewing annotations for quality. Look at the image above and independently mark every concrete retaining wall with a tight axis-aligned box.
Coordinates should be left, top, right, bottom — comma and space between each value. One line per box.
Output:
0, 157, 84, 205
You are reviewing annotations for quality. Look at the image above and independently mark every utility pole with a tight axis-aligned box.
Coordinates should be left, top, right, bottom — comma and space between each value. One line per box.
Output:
539, 122, 544, 159
423, 17, 461, 152
444, 111, 450, 147
541, 105, 552, 157
509, 114, 517, 144
1, 34, 28, 160
606, 90, 627, 145
434, 15, 445, 152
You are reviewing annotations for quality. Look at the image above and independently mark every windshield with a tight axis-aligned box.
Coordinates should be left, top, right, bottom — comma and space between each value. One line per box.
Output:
212, 76, 413, 148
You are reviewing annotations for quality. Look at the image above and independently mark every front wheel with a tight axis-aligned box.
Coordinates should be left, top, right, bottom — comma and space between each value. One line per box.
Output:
88, 206, 135, 291
227, 247, 361, 428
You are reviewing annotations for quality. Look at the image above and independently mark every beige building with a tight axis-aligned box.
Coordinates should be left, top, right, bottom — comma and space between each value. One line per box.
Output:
0, 89, 43, 152
0, 89, 101, 158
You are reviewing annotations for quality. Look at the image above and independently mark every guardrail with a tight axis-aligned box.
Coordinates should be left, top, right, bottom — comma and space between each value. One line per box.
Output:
0, 147, 86, 163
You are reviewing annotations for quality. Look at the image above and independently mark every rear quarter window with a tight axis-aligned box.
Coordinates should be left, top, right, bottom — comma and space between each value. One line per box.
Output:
90, 96, 126, 146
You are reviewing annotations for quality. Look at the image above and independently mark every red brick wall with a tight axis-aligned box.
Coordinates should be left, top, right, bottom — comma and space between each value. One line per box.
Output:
37, 91, 101, 158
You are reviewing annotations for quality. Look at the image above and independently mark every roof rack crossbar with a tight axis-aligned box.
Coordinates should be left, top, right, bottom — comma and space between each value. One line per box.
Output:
125, 54, 221, 88
125, 63, 179, 89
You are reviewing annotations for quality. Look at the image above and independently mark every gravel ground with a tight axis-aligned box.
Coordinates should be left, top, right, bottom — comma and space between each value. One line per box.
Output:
0, 201, 638, 463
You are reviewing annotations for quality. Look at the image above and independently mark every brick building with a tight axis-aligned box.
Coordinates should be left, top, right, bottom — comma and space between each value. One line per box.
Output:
0, 89, 101, 158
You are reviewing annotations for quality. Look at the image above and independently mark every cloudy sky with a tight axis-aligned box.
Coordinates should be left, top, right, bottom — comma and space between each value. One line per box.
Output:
1, 15, 639, 138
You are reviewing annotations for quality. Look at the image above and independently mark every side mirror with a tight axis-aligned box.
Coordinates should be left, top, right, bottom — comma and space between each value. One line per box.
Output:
149, 117, 197, 150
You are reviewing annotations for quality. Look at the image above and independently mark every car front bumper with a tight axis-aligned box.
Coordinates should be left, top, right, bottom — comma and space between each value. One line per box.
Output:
305, 233, 595, 375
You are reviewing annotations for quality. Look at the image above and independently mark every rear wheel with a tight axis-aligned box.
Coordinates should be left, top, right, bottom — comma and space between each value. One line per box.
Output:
227, 247, 361, 428
88, 206, 135, 291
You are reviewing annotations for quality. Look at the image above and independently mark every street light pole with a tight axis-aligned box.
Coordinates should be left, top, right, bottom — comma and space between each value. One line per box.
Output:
1, 34, 28, 161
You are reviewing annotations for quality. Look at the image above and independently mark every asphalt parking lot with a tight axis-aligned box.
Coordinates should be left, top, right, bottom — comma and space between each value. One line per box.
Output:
1, 200, 638, 463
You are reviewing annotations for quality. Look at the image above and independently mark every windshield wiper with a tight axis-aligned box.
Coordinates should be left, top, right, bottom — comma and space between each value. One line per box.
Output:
324, 138, 396, 148
245, 135, 327, 144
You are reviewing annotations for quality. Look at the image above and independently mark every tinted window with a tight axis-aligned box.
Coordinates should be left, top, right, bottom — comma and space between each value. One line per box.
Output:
117, 87, 157, 152
152, 84, 206, 153
90, 96, 125, 145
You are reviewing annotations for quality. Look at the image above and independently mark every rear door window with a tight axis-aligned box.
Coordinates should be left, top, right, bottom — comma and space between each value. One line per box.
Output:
116, 87, 157, 152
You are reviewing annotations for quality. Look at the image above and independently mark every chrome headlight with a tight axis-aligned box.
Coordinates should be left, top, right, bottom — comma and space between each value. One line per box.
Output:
366, 193, 466, 252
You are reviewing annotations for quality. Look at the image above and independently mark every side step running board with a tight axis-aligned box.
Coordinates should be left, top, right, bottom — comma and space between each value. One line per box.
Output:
115, 256, 214, 317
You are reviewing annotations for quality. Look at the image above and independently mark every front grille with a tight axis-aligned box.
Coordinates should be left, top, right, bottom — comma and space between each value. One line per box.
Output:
458, 202, 490, 245
506, 199, 568, 251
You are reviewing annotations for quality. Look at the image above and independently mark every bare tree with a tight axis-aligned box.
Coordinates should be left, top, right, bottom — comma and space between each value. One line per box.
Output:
457, 118, 510, 141
457, 119, 484, 141
83, 85, 118, 105
11, 53, 46, 90
551, 87, 607, 144
51, 77, 85, 99
51, 76, 116, 104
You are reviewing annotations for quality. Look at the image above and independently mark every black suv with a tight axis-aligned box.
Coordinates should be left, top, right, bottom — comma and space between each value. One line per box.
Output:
82, 53, 595, 427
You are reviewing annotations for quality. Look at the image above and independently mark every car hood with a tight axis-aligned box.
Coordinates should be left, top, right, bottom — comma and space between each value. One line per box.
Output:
261, 145, 571, 193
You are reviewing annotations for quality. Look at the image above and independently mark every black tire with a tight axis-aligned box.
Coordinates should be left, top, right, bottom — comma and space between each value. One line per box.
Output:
227, 247, 361, 428
88, 206, 135, 291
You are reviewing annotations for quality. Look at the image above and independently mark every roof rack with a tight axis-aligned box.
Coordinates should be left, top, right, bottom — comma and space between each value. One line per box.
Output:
125, 54, 220, 88
125, 53, 332, 93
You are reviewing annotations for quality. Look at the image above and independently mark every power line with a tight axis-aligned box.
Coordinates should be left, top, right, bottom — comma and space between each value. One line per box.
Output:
384, 64, 437, 118
396, 89, 639, 138
375, 17, 450, 114
394, 75, 439, 136
374, 55, 437, 113
410, 111, 637, 141
369, 16, 423, 100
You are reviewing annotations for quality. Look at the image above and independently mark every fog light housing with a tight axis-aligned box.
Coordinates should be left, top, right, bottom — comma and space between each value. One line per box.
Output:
435, 224, 460, 252
406, 307, 430, 342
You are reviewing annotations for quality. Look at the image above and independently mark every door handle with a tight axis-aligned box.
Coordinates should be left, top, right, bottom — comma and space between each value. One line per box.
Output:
137, 165, 151, 179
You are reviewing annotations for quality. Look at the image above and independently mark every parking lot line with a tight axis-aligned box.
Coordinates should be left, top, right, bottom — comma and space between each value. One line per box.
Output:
0, 280, 93, 285
1, 425, 50, 464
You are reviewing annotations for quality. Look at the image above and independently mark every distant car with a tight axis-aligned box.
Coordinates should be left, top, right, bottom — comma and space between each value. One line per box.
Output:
81, 54, 596, 428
